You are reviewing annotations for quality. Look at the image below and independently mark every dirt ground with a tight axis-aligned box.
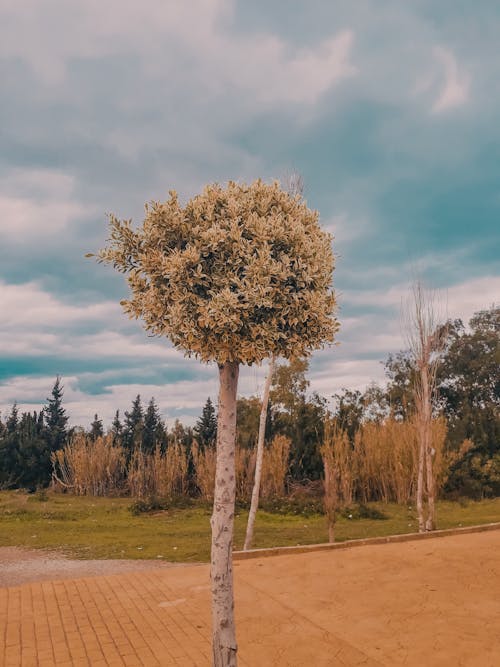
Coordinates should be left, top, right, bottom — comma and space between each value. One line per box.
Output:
0, 547, 190, 588
1, 530, 499, 666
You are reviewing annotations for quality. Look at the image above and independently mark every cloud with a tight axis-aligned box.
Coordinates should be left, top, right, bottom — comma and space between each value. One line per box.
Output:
0, 1, 498, 430
0, 168, 89, 241
432, 47, 470, 113
0, 0, 354, 109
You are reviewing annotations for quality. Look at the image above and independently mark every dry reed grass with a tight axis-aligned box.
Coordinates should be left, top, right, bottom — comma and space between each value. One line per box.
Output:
261, 435, 291, 499
51, 432, 125, 496
354, 417, 447, 504
127, 444, 188, 499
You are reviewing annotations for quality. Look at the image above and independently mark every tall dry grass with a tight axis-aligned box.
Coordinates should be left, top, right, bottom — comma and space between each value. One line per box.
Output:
261, 435, 291, 500
236, 446, 255, 502
320, 417, 448, 512
127, 443, 188, 499
320, 425, 354, 541
191, 436, 290, 503
353, 416, 447, 504
51, 432, 126, 496
191, 441, 217, 502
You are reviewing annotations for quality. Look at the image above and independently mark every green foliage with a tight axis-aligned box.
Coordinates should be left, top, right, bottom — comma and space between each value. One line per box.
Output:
129, 495, 194, 515
128, 496, 169, 515
384, 305, 499, 497
0, 400, 55, 491
94, 179, 338, 364
111, 409, 123, 444
123, 395, 144, 452
339, 504, 387, 520
44, 377, 68, 452
143, 397, 166, 453
194, 397, 217, 448
89, 414, 104, 441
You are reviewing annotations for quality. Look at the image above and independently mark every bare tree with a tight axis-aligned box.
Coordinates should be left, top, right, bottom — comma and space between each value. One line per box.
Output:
405, 282, 446, 532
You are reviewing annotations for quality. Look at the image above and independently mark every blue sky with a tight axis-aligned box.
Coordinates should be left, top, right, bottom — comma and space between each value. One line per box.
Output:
1, 0, 499, 427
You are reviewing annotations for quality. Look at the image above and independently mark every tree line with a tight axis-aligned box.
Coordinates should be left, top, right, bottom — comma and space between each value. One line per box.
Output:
1, 304, 498, 497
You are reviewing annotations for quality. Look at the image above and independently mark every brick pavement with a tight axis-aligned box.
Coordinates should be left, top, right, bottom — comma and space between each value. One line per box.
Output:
1, 530, 499, 666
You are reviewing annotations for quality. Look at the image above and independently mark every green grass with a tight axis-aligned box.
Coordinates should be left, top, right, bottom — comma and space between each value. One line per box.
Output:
0, 491, 499, 562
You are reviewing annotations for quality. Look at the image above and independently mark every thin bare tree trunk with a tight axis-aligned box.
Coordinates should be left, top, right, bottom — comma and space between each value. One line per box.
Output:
325, 457, 336, 543
422, 371, 436, 531
406, 282, 445, 533
416, 417, 426, 533
211, 361, 239, 667
243, 356, 275, 551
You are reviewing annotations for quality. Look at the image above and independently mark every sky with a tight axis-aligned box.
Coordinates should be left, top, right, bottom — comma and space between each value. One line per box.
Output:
1, 0, 499, 428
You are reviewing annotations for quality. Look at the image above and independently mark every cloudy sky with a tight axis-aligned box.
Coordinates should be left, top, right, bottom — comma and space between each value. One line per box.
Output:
1, 0, 499, 428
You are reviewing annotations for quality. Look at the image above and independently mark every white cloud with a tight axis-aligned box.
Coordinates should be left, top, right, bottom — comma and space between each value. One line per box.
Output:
0, 0, 354, 108
432, 47, 470, 113
0, 280, 118, 328
0, 169, 89, 240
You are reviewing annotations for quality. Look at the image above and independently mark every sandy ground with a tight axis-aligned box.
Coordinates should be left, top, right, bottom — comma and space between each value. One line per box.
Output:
0, 547, 188, 588
1, 530, 499, 665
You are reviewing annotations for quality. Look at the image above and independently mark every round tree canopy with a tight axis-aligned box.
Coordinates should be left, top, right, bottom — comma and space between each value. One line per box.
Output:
96, 179, 338, 364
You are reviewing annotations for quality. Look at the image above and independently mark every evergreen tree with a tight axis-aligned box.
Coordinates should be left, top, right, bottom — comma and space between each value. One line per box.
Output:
44, 377, 68, 452
0, 404, 20, 488
111, 409, 123, 444
123, 395, 144, 451
17, 410, 50, 490
194, 397, 217, 448
90, 413, 104, 441
143, 397, 165, 452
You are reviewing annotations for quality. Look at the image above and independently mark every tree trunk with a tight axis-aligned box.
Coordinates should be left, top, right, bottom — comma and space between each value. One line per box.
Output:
416, 406, 426, 533
211, 361, 239, 667
243, 356, 275, 551
421, 365, 436, 531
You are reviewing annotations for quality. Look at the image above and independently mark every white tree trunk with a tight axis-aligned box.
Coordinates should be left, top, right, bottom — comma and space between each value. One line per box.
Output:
243, 356, 275, 551
422, 367, 436, 531
211, 361, 239, 667
416, 407, 426, 533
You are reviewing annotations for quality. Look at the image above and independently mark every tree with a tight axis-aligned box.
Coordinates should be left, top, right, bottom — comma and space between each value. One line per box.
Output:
331, 389, 364, 443
437, 306, 500, 497
143, 397, 166, 452
236, 397, 266, 449
385, 304, 500, 498
405, 283, 446, 532
90, 414, 104, 441
123, 395, 144, 453
44, 377, 68, 453
0, 404, 20, 488
194, 397, 218, 449
93, 178, 337, 666
111, 410, 123, 444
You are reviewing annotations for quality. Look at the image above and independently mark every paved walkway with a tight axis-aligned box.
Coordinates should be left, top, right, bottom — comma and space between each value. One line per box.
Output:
1, 530, 499, 666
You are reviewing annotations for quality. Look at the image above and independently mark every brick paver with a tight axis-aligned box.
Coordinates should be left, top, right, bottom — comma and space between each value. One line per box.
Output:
1, 530, 499, 666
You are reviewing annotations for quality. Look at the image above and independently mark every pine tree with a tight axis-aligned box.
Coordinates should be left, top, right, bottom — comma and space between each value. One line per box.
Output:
143, 397, 165, 452
17, 410, 50, 490
44, 377, 68, 452
194, 397, 217, 449
0, 404, 21, 488
111, 409, 123, 444
123, 395, 144, 452
90, 414, 104, 441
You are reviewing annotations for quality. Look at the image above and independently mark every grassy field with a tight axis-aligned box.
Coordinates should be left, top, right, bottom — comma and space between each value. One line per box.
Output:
0, 491, 499, 562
